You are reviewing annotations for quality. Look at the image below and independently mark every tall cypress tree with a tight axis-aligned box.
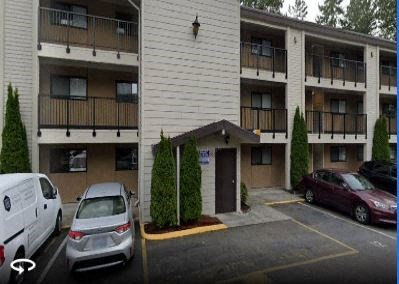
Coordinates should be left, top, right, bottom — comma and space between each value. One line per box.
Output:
180, 137, 202, 223
372, 116, 390, 161
0, 84, 31, 173
340, 0, 377, 35
150, 131, 177, 228
316, 0, 344, 27
288, 0, 308, 20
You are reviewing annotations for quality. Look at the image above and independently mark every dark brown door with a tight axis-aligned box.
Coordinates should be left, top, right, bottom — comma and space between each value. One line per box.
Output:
215, 148, 237, 213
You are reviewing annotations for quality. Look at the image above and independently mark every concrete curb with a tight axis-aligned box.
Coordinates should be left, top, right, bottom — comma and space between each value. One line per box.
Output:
265, 199, 305, 206
140, 223, 228, 241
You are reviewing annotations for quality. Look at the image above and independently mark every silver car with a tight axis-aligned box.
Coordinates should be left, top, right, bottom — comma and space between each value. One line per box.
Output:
66, 182, 135, 272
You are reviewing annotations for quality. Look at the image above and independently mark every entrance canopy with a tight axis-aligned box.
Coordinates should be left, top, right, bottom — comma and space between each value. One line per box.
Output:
152, 120, 260, 153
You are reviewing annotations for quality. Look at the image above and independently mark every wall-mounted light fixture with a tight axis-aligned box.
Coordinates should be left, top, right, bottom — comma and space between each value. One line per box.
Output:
192, 14, 200, 39
294, 36, 297, 44
371, 51, 373, 58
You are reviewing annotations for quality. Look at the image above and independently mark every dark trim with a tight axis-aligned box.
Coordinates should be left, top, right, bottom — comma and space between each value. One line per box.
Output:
251, 146, 272, 165
50, 74, 88, 100
115, 145, 139, 171
4, 229, 24, 245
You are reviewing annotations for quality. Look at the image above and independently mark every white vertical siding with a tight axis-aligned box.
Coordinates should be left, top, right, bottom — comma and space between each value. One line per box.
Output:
140, 0, 241, 222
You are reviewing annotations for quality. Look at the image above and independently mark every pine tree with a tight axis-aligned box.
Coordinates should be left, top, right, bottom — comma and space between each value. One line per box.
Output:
290, 107, 309, 188
341, 0, 377, 35
0, 84, 31, 173
180, 137, 202, 223
241, 0, 284, 14
372, 116, 390, 161
376, 0, 396, 40
150, 132, 177, 228
316, 0, 344, 27
288, 0, 308, 20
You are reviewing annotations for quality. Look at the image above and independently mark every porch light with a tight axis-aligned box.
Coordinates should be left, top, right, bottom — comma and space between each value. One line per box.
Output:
192, 14, 200, 39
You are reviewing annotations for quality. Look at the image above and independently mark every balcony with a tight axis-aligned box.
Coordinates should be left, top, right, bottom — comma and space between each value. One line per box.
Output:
240, 107, 288, 138
384, 115, 397, 137
38, 95, 138, 136
306, 111, 367, 139
305, 54, 366, 88
38, 7, 138, 57
380, 65, 397, 92
240, 42, 287, 81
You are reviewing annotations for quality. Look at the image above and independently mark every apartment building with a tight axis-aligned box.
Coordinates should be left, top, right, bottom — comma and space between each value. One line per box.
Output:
0, 0, 396, 223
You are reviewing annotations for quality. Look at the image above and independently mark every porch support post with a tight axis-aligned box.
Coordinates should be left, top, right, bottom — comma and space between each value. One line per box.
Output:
176, 145, 180, 226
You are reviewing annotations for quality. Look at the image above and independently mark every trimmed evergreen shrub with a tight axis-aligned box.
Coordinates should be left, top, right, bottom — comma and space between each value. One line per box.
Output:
0, 84, 31, 173
180, 137, 202, 223
290, 106, 309, 188
150, 132, 177, 227
372, 116, 390, 161
240, 182, 248, 205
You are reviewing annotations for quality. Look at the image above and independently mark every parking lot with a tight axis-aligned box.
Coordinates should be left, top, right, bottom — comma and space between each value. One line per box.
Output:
23, 202, 396, 284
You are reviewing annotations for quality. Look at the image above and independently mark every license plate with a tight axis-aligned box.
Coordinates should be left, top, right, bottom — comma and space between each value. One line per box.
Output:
93, 237, 107, 249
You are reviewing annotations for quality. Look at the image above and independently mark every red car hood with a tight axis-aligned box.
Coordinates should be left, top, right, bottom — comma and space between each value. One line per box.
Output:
355, 189, 397, 206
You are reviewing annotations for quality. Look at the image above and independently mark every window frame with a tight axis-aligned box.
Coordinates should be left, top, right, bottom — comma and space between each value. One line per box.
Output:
50, 74, 88, 100
330, 51, 345, 68
251, 92, 272, 109
330, 146, 347, 162
115, 12, 135, 36
115, 146, 138, 171
39, 177, 54, 200
251, 37, 273, 57
53, 3, 88, 30
330, 99, 346, 114
382, 103, 396, 117
251, 146, 272, 165
49, 147, 88, 173
115, 80, 138, 103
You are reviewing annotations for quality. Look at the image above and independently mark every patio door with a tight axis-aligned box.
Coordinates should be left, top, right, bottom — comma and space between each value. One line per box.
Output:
312, 45, 324, 77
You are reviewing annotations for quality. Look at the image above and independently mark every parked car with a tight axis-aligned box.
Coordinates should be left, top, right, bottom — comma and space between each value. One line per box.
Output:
359, 161, 397, 195
299, 169, 397, 225
66, 182, 135, 273
0, 174, 62, 284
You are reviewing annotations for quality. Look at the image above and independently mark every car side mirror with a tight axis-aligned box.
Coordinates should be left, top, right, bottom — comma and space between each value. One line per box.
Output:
52, 187, 58, 198
76, 196, 81, 202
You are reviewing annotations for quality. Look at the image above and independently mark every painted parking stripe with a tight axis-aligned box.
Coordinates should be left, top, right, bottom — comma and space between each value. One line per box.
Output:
265, 199, 305, 206
37, 236, 68, 284
141, 238, 149, 284
299, 202, 396, 241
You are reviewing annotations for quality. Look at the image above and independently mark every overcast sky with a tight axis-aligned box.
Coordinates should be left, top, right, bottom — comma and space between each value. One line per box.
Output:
281, 0, 350, 22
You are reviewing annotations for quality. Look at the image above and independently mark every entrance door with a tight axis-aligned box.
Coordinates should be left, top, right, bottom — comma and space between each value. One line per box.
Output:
215, 148, 237, 214
313, 144, 324, 171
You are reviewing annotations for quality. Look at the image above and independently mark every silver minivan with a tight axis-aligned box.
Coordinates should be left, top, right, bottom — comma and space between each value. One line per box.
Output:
66, 182, 135, 272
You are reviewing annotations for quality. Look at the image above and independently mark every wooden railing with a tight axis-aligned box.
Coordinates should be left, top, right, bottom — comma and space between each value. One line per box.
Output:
306, 110, 367, 139
38, 94, 138, 136
380, 65, 397, 90
38, 7, 138, 55
241, 107, 288, 138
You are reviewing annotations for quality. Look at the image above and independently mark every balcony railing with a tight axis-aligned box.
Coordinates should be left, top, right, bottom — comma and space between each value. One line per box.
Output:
305, 54, 366, 87
306, 111, 367, 139
380, 65, 397, 90
241, 107, 288, 138
38, 7, 138, 56
240, 42, 287, 78
38, 95, 138, 137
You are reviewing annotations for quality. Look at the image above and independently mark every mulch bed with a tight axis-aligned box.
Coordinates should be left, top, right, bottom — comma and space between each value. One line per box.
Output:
144, 215, 222, 234
241, 203, 251, 213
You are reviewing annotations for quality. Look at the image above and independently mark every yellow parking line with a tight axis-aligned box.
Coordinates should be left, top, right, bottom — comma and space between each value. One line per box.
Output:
265, 199, 305, 206
141, 237, 149, 284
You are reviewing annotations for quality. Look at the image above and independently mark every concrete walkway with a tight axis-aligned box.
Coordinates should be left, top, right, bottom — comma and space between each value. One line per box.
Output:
217, 188, 303, 228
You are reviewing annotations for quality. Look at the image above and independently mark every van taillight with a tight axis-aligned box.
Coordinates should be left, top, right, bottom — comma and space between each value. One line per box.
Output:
115, 222, 131, 234
0, 246, 5, 267
68, 231, 85, 240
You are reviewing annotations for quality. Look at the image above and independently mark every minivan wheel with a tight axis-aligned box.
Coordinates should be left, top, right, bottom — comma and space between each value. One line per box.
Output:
305, 189, 315, 204
9, 250, 25, 284
354, 204, 370, 224
54, 213, 62, 235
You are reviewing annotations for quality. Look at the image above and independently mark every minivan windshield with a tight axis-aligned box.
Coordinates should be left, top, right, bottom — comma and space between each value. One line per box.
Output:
342, 173, 375, 191
76, 196, 126, 219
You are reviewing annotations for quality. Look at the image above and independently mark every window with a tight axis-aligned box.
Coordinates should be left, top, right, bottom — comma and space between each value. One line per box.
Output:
251, 93, 271, 109
357, 145, 364, 161
116, 81, 138, 103
115, 13, 135, 36
314, 171, 329, 182
382, 104, 396, 117
39, 178, 54, 199
53, 3, 88, 29
381, 60, 396, 75
331, 146, 347, 162
331, 52, 345, 68
329, 173, 343, 186
51, 75, 87, 99
116, 146, 138, 170
251, 38, 272, 57
77, 196, 126, 219
50, 148, 87, 173
390, 145, 396, 161
251, 146, 272, 165
331, 99, 346, 113
356, 102, 363, 114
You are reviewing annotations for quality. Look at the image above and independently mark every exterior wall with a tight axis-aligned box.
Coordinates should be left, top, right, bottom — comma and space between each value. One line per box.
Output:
140, 0, 241, 222
39, 143, 138, 202
241, 144, 285, 189
323, 144, 363, 171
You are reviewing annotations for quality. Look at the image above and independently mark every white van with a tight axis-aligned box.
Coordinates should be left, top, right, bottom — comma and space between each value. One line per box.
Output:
0, 174, 62, 284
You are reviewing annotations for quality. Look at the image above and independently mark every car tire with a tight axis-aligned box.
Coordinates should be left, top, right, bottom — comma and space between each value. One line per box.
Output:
54, 212, 62, 236
305, 189, 315, 204
354, 204, 370, 224
9, 250, 25, 284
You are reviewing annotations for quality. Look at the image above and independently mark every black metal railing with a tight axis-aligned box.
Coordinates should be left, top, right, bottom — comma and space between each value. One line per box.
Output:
241, 107, 288, 138
240, 42, 287, 78
38, 7, 138, 56
306, 110, 367, 139
380, 65, 397, 90
38, 94, 138, 137
305, 54, 366, 87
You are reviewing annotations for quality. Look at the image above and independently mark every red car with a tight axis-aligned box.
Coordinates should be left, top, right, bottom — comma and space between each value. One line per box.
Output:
298, 169, 397, 225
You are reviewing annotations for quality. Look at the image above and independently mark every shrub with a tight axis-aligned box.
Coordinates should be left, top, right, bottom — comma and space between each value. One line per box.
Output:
290, 106, 309, 188
150, 132, 177, 227
180, 137, 202, 223
0, 84, 31, 173
372, 116, 390, 161
240, 182, 248, 205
